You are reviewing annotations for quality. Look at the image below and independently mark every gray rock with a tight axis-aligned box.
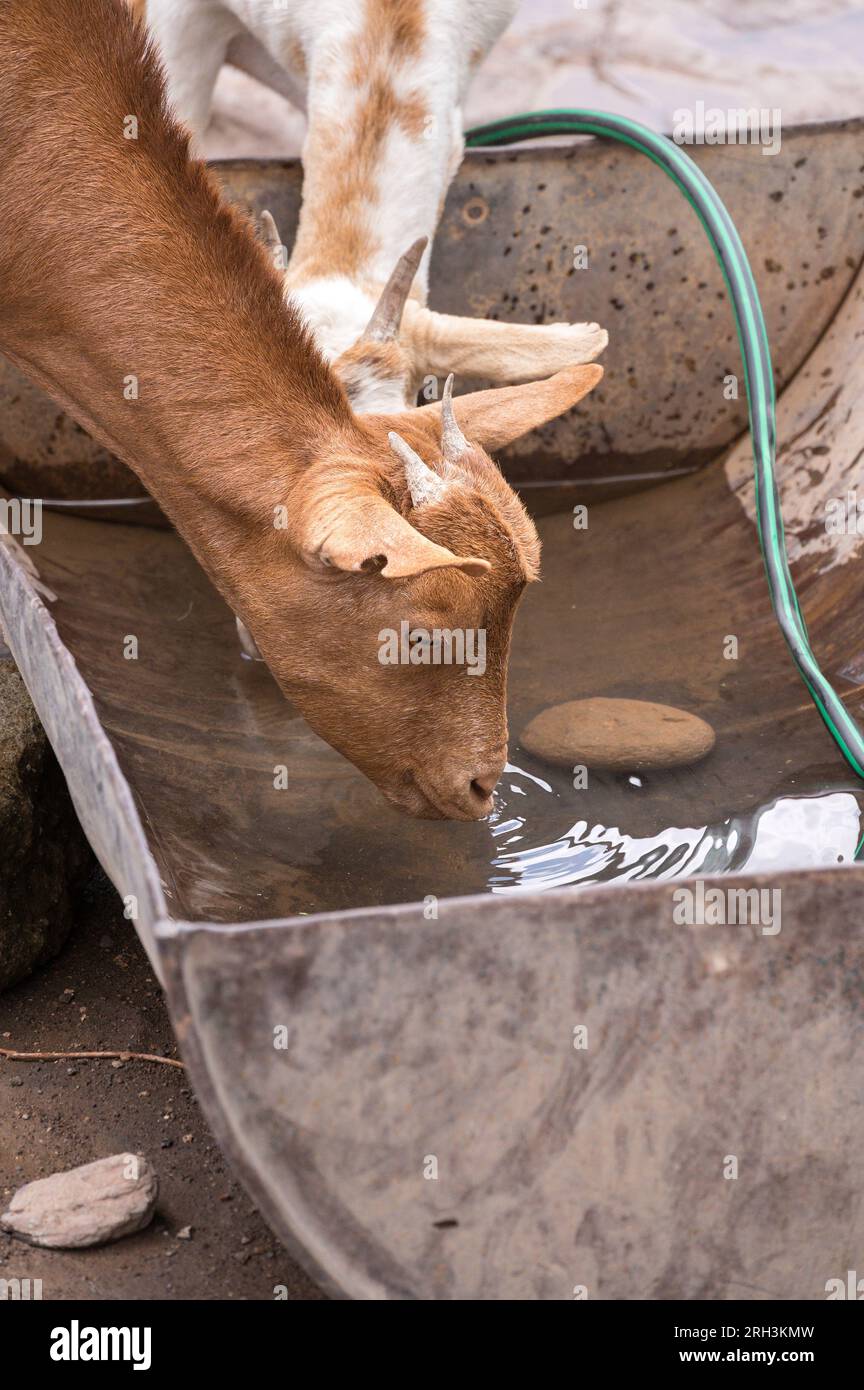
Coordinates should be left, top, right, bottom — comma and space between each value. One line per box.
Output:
520, 697, 716, 772
1, 1154, 158, 1248
0, 659, 90, 991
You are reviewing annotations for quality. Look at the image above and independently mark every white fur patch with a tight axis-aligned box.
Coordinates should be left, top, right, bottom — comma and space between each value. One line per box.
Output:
287, 277, 376, 362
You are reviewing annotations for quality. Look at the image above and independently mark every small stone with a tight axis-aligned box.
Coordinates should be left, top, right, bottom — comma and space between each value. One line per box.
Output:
0, 1153, 158, 1249
176, 1225, 192, 1240
520, 697, 716, 772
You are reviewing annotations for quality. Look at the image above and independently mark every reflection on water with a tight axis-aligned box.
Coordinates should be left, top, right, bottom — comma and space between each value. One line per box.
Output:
488, 765, 860, 894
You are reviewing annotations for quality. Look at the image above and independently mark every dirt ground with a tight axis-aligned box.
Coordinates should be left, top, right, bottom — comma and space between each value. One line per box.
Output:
0, 865, 324, 1301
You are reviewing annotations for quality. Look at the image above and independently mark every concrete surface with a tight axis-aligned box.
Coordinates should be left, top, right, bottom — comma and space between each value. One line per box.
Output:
200, 0, 864, 161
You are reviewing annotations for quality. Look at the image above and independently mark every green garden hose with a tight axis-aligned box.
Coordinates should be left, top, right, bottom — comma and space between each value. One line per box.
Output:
467, 110, 864, 789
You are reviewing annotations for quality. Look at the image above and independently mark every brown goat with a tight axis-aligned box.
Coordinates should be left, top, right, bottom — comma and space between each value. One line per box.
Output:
0, 0, 601, 818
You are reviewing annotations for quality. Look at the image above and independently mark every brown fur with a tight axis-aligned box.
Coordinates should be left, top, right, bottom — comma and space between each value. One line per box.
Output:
286, 0, 428, 285
288, 38, 306, 78
0, 0, 601, 819
331, 339, 413, 407
352, 0, 426, 69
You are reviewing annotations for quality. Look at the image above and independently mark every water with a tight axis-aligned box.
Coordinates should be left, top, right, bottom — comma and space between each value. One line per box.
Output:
40, 489, 864, 925
488, 767, 859, 894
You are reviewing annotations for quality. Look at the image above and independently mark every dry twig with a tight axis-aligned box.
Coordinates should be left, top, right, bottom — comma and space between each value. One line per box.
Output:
0, 1045, 184, 1069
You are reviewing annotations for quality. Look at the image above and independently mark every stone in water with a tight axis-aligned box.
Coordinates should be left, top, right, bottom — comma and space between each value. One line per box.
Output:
520, 697, 715, 772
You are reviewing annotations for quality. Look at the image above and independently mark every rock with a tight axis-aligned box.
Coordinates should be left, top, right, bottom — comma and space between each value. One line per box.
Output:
0, 661, 91, 991
0, 1153, 158, 1249
520, 697, 716, 772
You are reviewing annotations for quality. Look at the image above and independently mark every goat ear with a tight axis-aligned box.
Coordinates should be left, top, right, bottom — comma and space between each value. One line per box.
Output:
379, 363, 603, 452
297, 488, 490, 579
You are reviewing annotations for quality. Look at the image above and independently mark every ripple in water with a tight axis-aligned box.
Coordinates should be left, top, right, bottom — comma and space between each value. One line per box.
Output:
487, 764, 861, 894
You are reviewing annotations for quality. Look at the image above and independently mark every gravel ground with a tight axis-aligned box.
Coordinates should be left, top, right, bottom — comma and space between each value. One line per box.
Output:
0, 866, 324, 1301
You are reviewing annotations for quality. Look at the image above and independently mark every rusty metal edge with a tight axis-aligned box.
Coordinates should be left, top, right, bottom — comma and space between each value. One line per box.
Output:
208, 115, 864, 178
0, 540, 169, 981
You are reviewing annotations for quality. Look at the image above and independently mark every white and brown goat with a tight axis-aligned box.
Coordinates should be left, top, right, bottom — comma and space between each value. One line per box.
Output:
140, 0, 608, 409
0, 0, 602, 819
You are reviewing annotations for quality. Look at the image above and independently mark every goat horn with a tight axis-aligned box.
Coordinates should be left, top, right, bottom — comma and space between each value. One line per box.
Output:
441, 373, 469, 462
364, 237, 428, 342
259, 209, 286, 269
388, 430, 448, 508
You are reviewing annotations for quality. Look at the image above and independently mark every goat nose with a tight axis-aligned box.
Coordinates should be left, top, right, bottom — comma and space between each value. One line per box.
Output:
420, 749, 507, 820
469, 750, 507, 803
470, 768, 501, 800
